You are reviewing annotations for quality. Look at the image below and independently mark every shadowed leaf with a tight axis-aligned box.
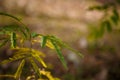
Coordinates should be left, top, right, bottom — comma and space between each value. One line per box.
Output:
41, 36, 47, 48
111, 9, 119, 25
51, 39, 67, 69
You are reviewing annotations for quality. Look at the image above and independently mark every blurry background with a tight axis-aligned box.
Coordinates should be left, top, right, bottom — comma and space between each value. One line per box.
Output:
0, 0, 120, 80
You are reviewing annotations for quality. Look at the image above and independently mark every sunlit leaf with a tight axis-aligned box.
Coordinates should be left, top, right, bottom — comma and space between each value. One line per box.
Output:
26, 75, 35, 80
31, 49, 47, 68
32, 54, 47, 68
14, 60, 25, 79
29, 57, 41, 78
39, 70, 60, 80
46, 40, 55, 49
0, 55, 25, 64
13, 47, 45, 57
31, 49, 46, 57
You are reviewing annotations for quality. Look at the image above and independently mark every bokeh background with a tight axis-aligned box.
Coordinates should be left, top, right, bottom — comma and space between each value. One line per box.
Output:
0, 0, 120, 80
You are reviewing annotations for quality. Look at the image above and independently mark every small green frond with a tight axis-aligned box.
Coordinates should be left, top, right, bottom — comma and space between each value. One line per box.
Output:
10, 32, 17, 48
29, 57, 41, 78
0, 12, 21, 21
41, 36, 47, 48
0, 12, 30, 39
14, 60, 25, 79
51, 39, 67, 69
0, 24, 28, 39
62, 43, 84, 58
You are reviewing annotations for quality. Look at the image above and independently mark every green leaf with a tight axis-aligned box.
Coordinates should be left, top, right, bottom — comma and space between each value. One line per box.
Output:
50, 36, 84, 58
106, 23, 112, 32
0, 12, 30, 39
101, 20, 112, 33
29, 57, 41, 78
1, 25, 18, 32
111, 9, 119, 25
0, 12, 21, 21
62, 43, 84, 58
0, 24, 28, 39
31, 32, 39, 38
50, 39, 67, 69
41, 36, 47, 48
10, 32, 17, 48
14, 60, 25, 79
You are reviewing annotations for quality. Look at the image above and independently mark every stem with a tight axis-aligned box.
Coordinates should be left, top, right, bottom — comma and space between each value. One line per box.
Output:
0, 75, 15, 78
